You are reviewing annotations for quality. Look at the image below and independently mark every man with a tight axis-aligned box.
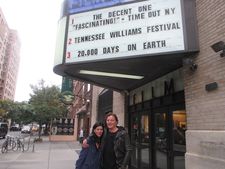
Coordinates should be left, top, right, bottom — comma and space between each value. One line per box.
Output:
83, 113, 133, 169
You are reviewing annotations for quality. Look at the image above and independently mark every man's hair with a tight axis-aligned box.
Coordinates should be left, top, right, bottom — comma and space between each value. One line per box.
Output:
105, 112, 118, 122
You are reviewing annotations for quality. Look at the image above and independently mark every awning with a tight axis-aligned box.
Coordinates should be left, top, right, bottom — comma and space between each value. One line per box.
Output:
54, 52, 197, 91
76, 105, 87, 115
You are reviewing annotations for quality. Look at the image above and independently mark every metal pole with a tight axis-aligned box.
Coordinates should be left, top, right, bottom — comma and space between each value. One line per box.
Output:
32, 141, 35, 152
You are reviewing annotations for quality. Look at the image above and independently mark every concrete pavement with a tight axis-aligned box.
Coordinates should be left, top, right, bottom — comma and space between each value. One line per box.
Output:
0, 136, 81, 169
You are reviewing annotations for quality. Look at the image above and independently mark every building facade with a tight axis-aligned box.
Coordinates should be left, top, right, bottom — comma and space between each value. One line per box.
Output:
90, 86, 126, 127
0, 8, 20, 100
54, 0, 225, 168
69, 80, 92, 140
184, 1, 225, 168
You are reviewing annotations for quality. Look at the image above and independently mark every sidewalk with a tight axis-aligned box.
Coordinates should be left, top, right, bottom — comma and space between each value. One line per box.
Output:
0, 137, 81, 169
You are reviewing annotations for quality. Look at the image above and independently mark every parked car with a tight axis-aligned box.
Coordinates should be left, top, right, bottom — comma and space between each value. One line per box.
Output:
10, 124, 21, 131
21, 125, 31, 134
0, 122, 8, 138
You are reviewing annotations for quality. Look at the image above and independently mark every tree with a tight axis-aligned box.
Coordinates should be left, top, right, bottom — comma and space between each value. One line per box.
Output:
17, 102, 34, 124
0, 99, 14, 121
29, 80, 67, 138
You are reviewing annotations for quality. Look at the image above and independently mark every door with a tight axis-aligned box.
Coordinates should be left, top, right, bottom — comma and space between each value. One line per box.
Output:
130, 108, 186, 169
130, 113, 139, 168
140, 114, 150, 169
130, 112, 151, 169
154, 112, 168, 169
172, 110, 186, 169
153, 109, 186, 169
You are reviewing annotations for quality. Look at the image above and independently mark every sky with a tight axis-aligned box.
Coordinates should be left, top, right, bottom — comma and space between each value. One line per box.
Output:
0, 0, 64, 102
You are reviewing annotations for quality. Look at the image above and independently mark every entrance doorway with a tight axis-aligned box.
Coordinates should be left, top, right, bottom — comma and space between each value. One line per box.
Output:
153, 109, 186, 169
172, 110, 186, 169
130, 112, 150, 169
154, 112, 167, 169
129, 101, 186, 169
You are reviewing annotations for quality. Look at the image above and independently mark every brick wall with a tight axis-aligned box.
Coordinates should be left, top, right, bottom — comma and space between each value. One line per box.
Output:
184, 0, 225, 130
90, 86, 125, 127
112, 91, 125, 126
90, 85, 104, 127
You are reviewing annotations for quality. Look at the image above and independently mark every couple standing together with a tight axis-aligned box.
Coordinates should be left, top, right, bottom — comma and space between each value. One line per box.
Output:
75, 113, 133, 169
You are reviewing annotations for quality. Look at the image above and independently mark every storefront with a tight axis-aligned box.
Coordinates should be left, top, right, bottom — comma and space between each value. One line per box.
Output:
128, 69, 186, 169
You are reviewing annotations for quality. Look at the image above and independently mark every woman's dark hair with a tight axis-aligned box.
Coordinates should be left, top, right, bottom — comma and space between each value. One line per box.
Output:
91, 122, 104, 133
91, 122, 104, 144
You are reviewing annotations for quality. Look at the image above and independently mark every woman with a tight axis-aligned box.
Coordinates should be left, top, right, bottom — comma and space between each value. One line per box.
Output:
76, 122, 104, 169
101, 113, 132, 169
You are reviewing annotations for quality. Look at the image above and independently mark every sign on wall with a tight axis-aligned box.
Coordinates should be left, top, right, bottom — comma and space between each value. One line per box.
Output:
51, 118, 74, 135
61, 76, 73, 93
65, 0, 185, 63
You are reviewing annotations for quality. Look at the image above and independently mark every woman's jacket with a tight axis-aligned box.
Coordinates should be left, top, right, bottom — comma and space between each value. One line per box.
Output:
76, 135, 101, 169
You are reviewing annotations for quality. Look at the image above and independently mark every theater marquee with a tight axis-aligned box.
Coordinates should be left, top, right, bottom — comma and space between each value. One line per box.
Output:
65, 0, 185, 63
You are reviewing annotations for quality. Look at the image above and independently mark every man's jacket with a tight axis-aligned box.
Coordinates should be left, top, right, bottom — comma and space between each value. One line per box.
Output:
102, 126, 133, 169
